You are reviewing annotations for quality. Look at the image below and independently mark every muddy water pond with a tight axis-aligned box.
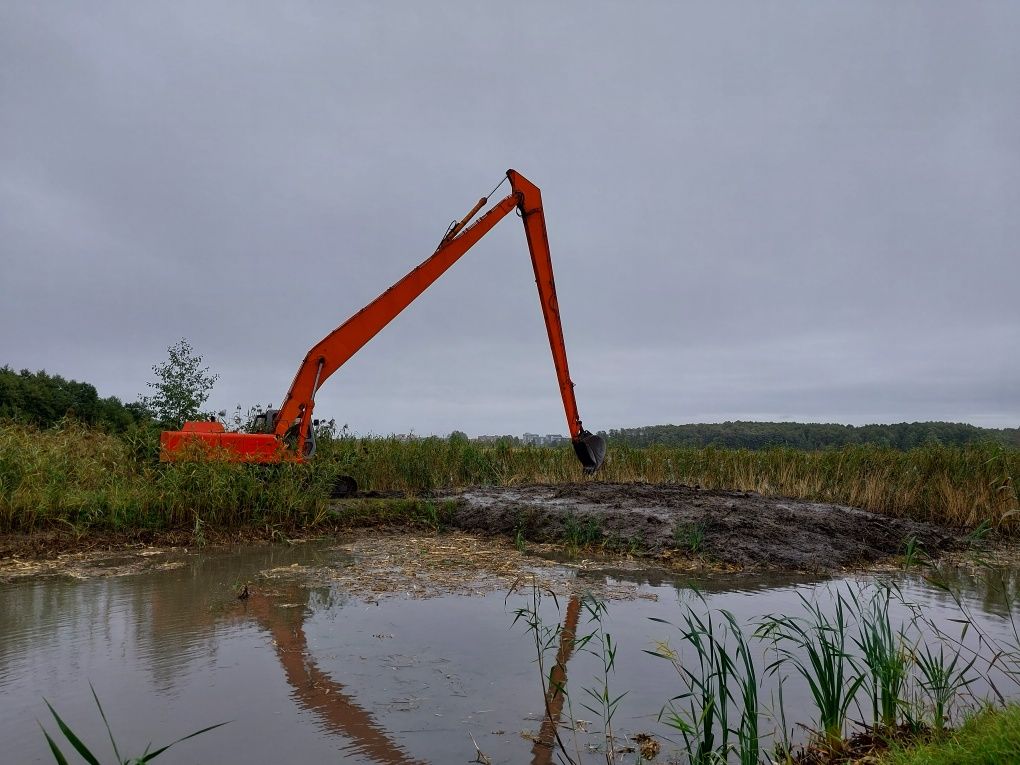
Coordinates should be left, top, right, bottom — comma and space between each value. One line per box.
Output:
2, 535, 1018, 764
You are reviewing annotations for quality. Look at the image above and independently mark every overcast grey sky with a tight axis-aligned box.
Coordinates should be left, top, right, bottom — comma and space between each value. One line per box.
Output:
2, 2, 1017, 436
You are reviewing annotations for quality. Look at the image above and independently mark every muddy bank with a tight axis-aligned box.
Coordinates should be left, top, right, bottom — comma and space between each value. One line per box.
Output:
1, 482, 970, 576
0, 528, 288, 582
446, 482, 961, 571
0, 527, 297, 563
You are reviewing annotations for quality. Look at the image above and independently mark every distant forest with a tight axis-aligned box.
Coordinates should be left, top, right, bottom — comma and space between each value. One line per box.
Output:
0, 366, 148, 432
3, 366, 1018, 451
599, 421, 1020, 450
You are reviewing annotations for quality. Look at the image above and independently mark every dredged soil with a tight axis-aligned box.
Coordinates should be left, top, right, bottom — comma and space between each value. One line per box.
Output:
447, 482, 959, 571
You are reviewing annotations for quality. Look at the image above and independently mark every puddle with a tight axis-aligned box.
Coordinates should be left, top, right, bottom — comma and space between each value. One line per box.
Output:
1, 534, 1017, 763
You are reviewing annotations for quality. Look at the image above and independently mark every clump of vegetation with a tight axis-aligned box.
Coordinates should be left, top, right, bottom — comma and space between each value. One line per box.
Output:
576, 597, 627, 762
673, 521, 706, 554
562, 513, 603, 547
852, 585, 911, 732
648, 597, 760, 765
759, 593, 865, 747
900, 535, 926, 569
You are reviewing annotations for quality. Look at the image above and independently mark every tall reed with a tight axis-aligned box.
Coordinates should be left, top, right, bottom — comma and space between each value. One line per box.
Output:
913, 643, 978, 733
2, 422, 1017, 534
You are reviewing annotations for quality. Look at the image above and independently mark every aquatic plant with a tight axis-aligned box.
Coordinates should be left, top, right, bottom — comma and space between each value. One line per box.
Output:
850, 583, 912, 730
911, 562, 1020, 696
39, 683, 227, 764
900, 535, 926, 570
509, 576, 580, 764
575, 596, 627, 764
757, 592, 865, 745
913, 643, 978, 733
672, 521, 706, 554
562, 513, 603, 547
647, 596, 759, 765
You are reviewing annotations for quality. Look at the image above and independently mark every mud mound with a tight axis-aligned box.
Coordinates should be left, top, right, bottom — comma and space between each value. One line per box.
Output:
448, 483, 959, 571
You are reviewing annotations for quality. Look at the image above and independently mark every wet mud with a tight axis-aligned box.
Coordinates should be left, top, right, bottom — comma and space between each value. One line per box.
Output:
447, 482, 961, 571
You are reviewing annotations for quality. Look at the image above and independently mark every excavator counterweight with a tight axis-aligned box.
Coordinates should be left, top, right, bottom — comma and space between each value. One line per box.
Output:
160, 169, 605, 476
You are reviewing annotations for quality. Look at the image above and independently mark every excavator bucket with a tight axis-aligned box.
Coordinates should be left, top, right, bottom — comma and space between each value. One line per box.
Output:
572, 430, 606, 474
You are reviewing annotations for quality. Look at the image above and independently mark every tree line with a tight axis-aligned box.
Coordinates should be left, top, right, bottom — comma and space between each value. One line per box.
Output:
3, 348, 1018, 452
0, 366, 149, 432
0, 339, 218, 433
599, 421, 1020, 450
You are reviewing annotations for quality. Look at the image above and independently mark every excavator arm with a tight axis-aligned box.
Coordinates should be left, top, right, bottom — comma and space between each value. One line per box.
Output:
161, 169, 605, 473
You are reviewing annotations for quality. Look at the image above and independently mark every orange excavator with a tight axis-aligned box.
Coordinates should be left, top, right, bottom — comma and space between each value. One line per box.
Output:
160, 169, 606, 484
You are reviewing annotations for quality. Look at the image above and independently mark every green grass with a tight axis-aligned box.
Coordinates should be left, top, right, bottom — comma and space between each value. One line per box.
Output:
673, 521, 706, 554
562, 513, 603, 546
877, 704, 1020, 764
1, 422, 1017, 535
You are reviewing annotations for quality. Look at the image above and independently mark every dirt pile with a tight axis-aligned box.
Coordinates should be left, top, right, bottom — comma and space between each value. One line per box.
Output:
447, 482, 959, 571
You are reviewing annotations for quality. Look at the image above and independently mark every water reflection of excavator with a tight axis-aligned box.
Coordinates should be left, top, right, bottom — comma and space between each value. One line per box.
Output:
240, 585, 427, 764
530, 594, 581, 765
160, 170, 606, 486
240, 585, 581, 765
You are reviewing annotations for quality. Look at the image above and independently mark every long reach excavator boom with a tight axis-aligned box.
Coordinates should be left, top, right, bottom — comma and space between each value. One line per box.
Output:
160, 169, 606, 476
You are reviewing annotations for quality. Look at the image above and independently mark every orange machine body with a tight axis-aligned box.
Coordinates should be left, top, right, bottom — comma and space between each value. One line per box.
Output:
161, 169, 605, 471
160, 421, 284, 463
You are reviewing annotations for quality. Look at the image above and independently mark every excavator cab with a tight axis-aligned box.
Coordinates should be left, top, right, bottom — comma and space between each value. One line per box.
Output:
250, 409, 278, 434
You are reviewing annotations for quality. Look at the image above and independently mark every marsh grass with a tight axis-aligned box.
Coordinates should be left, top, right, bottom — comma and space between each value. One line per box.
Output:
509, 576, 581, 764
914, 643, 979, 734
2, 422, 1017, 534
563, 514, 603, 547
912, 564, 1020, 699
645, 583, 991, 762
